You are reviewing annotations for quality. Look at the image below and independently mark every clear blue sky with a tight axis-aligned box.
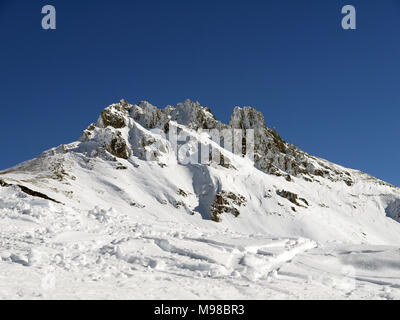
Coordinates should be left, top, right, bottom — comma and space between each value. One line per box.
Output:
0, 0, 399, 186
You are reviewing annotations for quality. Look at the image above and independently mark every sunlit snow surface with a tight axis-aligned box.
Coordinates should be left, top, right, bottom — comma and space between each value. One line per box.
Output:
0, 185, 400, 300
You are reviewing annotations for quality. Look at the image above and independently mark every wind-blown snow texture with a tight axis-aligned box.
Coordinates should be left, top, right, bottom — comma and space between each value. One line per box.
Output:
0, 99, 400, 299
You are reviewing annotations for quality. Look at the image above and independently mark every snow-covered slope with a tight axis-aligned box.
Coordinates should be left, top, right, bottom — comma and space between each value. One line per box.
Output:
0, 99, 399, 299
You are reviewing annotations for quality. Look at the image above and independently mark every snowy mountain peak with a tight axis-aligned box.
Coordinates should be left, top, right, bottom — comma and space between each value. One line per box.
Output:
69, 99, 400, 197
81, 100, 341, 183
1, 98, 399, 249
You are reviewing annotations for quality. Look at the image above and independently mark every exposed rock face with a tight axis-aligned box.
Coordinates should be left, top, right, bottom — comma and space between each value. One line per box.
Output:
177, 188, 188, 197
229, 107, 355, 185
0, 179, 10, 187
276, 189, 309, 208
100, 99, 130, 128
108, 135, 128, 159
210, 191, 247, 222
229, 106, 266, 130
101, 109, 126, 129
131, 101, 168, 129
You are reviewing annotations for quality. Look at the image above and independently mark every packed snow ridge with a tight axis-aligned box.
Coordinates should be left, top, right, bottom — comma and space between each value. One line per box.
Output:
1, 99, 400, 299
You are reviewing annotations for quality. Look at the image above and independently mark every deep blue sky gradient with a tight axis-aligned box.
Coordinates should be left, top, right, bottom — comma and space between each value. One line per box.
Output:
0, 0, 399, 186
